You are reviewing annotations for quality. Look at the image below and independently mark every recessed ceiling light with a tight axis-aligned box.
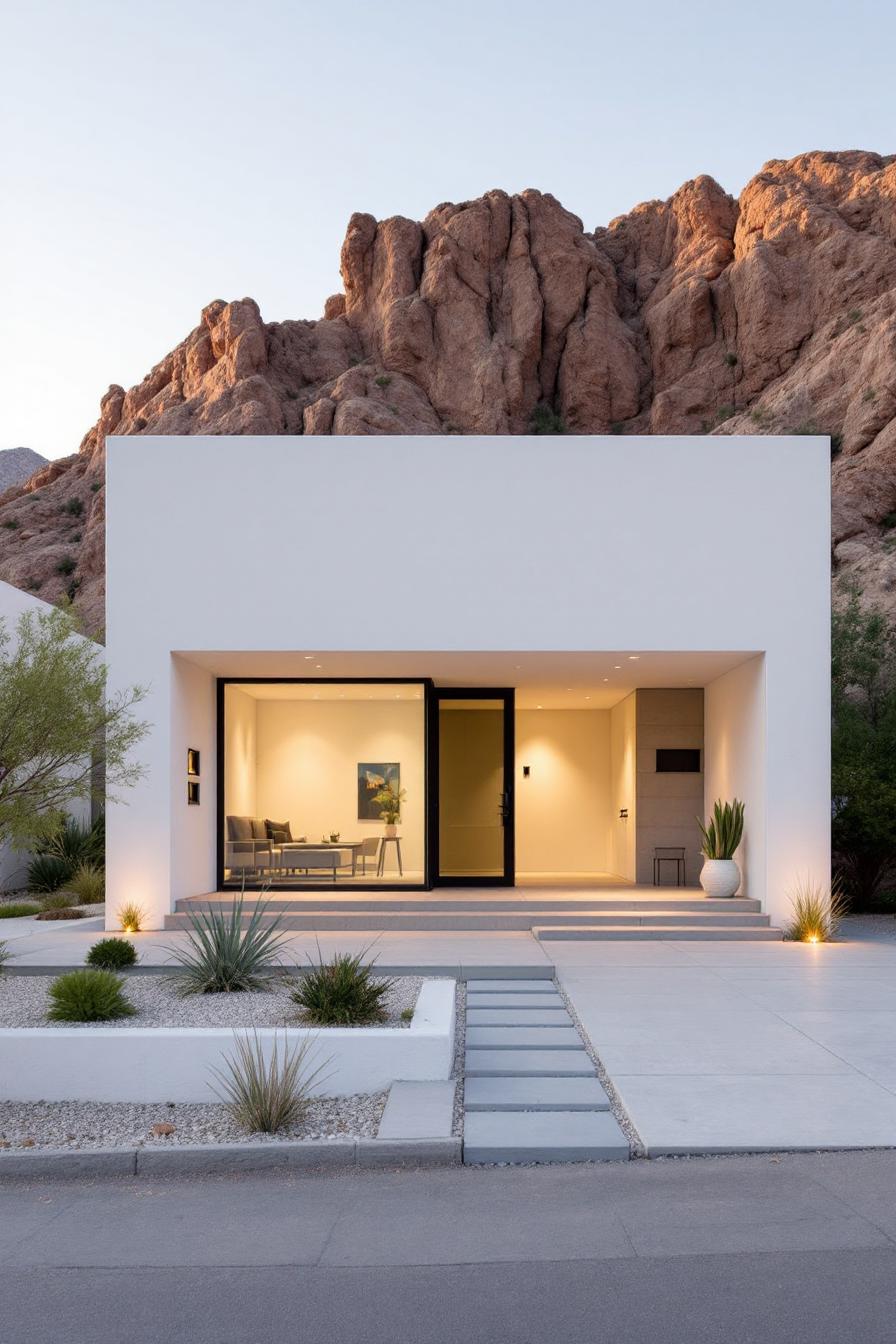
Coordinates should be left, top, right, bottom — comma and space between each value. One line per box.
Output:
304, 655, 315, 660
536, 704, 543, 710
315, 664, 322, 670
603, 678, 609, 682
628, 655, 640, 661
584, 696, 591, 701
614, 665, 621, 669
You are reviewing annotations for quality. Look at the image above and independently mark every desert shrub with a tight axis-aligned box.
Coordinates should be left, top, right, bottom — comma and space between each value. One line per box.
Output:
167, 893, 288, 994
785, 878, 848, 943
116, 901, 145, 932
27, 853, 72, 894
55, 555, 76, 577
90, 482, 101, 493
529, 404, 567, 435
374, 374, 392, 387
86, 937, 137, 970
210, 1030, 329, 1134
293, 946, 393, 1025
882, 512, 896, 531
400, 1006, 414, 1023
725, 352, 738, 367
37, 814, 104, 870
0, 941, 9, 971
0, 901, 40, 918
47, 969, 135, 1021
66, 862, 105, 905
2, 519, 19, 530
63, 498, 84, 517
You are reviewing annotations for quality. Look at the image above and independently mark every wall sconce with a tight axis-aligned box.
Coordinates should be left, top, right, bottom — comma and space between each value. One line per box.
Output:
187, 748, 200, 805
522, 765, 531, 778
619, 807, 629, 820
187, 748, 200, 776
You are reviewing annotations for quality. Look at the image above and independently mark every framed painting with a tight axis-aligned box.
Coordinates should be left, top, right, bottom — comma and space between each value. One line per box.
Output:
358, 762, 400, 821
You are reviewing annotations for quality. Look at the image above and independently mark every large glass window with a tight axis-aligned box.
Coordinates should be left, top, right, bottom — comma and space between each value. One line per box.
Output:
221, 682, 425, 886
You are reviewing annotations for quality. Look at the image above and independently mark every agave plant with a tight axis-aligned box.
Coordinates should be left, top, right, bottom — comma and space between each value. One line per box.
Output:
167, 888, 289, 994
697, 798, 745, 860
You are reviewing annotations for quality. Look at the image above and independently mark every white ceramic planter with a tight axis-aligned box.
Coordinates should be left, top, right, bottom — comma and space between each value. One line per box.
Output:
699, 858, 741, 898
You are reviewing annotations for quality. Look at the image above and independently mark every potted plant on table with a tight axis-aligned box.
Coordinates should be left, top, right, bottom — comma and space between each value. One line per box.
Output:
697, 798, 745, 898
372, 783, 407, 837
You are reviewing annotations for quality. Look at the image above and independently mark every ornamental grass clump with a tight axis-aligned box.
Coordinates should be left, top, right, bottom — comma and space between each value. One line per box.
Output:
47, 969, 136, 1022
0, 901, 40, 918
67, 862, 105, 906
168, 892, 289, 994
116, 901, 145, 933
86, 937, 138, 970
785, 877, 848, 943
293, 944, 393, 1025
209, 1030, 330, 1134
697, 798, 745, 859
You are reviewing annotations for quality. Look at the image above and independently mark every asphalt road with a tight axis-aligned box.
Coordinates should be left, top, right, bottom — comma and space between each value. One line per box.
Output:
2, 1150, 896, 1343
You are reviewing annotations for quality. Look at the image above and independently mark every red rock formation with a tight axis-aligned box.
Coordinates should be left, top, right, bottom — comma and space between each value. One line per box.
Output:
2, 148, 896, 633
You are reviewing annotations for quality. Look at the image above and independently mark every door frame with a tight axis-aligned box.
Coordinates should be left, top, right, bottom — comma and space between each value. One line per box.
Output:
426, 686, 516, 887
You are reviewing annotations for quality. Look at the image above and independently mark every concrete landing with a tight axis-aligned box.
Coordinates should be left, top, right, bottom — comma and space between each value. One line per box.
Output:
463, 1110, 629, 1163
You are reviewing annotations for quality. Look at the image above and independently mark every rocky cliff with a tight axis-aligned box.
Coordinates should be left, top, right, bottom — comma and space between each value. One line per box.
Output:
2, 148, 895, 634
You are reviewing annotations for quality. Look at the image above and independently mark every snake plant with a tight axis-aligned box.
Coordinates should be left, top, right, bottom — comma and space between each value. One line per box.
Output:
697, 798, 745, 860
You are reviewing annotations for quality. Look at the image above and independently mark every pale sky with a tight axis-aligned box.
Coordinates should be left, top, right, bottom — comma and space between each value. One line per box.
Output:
3, 0, 893, 459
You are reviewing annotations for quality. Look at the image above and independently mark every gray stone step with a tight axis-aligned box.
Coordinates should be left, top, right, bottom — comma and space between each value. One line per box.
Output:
463, 1110, 629, 1164
466, 992, 563, 1010
377, 1081, 456, 1140
533, 924, 783, 942
464, 1075, 610, 1112
466, 1008, 573, 1027
467, 1026, 583, 1051
466, 979, 557, 994
465, 1048, 595, 1077
176, 897, 763, 915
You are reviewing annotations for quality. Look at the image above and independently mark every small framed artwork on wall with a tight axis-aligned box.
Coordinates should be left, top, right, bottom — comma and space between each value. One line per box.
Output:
358, 763, 400, 821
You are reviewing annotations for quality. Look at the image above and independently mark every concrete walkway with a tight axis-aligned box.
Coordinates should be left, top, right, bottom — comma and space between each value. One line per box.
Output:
2, 1153, 896, 1342
556, 936, 896, 1153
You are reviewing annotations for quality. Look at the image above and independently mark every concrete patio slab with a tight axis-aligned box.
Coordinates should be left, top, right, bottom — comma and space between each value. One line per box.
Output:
463, 1110, 628, 1163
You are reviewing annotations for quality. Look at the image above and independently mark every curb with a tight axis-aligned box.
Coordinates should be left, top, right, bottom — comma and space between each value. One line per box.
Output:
0, 1136, 462, 1179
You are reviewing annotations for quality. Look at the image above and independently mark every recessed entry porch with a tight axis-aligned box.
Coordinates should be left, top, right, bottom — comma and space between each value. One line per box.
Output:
174, 648, 768, 920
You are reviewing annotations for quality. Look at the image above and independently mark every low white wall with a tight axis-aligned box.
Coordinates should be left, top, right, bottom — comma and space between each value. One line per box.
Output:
0, 980, 455, 1104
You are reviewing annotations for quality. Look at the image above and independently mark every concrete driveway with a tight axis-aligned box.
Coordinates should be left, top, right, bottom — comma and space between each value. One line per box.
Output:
558, 933, 896, 1153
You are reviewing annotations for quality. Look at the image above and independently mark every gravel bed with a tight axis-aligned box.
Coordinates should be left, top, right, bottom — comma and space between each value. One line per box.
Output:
838, 914, 896, 942
555, 978, 644, 1158
451, 981, 466, 1136
0, 974, 423, 1029
0, 1094, 387, 1150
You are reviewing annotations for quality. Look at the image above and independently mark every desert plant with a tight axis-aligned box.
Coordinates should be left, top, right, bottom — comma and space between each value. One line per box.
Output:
46, 969, 136, 1022
784, 877, 849, 943
167, 891, 288, 994
63, 497, 84, 517
374, 374, 392, 387
0, 940, 9, 971
55, 555, 76, 576
209, 1030, 330, 1134
400, 1006, 414, 1023
293, 944, 393, 1025
371, 783, 407, 824
697, 799, 745, 859
529, 403, 567, 435
66, 861, 105, 905
0, 901, 39, 918
40, 890, 78, 912
27, 852, 72, 894
116, 901, 146, 933
86, 937, 137, 970
37, 814, 105, 869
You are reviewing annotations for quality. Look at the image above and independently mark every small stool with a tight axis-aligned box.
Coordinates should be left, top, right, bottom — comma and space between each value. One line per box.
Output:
377, 835, 403, 877
653, 846, 686, 887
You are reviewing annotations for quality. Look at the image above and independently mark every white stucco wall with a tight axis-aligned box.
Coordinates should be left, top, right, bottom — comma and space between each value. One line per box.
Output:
105, 435, 830, 928
704, 654, 766, 901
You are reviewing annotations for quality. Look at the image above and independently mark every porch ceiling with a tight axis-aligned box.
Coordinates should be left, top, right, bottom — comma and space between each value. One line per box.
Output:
175, 650, 760, 709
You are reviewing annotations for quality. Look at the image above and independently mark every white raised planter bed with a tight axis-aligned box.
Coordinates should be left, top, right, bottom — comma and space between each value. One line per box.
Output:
0, 979, 455, 1103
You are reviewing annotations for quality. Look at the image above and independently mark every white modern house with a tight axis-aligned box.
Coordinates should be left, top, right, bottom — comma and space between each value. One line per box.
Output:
104, 434, 830, 934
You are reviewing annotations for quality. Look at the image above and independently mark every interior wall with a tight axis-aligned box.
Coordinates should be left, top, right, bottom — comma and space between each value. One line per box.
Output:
609, 694, 637, 881
704, 655, 766, 904
254, 699, 425, 872
516, 710, 611, 874
223, 686, 257, 819
635, 689, 704, 886
171, 657, 217, 901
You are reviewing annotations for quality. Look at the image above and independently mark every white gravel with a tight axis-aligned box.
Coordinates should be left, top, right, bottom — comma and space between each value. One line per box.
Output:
0, 973, 423, 1029
838, 914, 896, 942
554, 978, 643, 1157
0, 1094, 387, 1150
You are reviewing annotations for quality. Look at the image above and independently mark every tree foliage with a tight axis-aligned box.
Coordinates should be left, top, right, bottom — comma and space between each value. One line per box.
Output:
0, 607, 148, 847
831, 587, 896, 905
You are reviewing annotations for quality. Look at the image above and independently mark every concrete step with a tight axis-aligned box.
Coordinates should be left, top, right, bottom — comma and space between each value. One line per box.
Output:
464, 1076, 610, 1112
164, 907, 772, 932
377, 1081, 455, 1140
533, 924, 783, 942
466, 992, 565, 1010
464, 1048, 595, 1077
463, 1110, 629, 1164
175, 896, 763, 915
466, 1008, 573, 1027
467, 1026, 583, 1051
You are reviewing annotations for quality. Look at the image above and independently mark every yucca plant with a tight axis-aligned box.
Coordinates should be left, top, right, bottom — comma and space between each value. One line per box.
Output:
785, 877, 848, 943
27, 852, 72, 895
293, 943, 393, 1025
697, 798, 745, 859
209, 1030, 331, 1133
167, 891, 289, 994
117, 901, 146, 933
47, 969, 136, 1022
66, 862, 105, 905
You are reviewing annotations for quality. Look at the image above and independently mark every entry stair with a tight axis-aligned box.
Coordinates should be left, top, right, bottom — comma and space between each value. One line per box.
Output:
461, 979, 629, 1164
166, 893, 782, 940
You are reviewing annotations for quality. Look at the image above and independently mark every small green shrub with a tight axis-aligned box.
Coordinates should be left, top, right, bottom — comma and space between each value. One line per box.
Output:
529, 404, 567, 435
881, 512, 896, 530
848, 308, 863, 324
784, 878, 848, 943
210, 1030, 330, 1134
2, 519, 19, 530
374, 374, 392, 387
293, 945, 393, 1025
38, 815, 104, 869
610, 421, 625, 434
24, 576, 42, 590
86, 937, 137, 970
863, 387, 877, 403
55, 555, 76, 577
47, 969, 136, 1022
41, 890, 81, 912
27, 853, 73, 894
63, 497, 84, 517
90, 482, 102, 493
167, 892, 289, 993
0, 902, 40, 918
67, 862, 105, 905
830, 433, 843, 458
117, 901, 145, 933
400, 1006, 414, 1023
725, 352, 738, 367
